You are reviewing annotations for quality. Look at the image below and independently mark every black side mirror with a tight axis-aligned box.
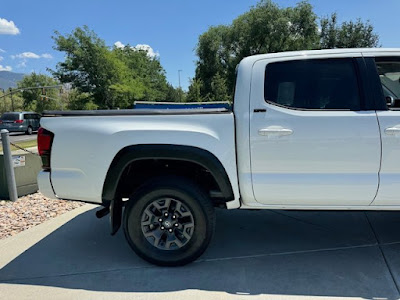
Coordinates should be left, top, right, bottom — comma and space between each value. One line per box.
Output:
386, 96, 395, 107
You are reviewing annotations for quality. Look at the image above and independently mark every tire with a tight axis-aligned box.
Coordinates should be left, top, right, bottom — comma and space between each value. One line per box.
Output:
123, 176, 215, 266
26, 126, 33, 135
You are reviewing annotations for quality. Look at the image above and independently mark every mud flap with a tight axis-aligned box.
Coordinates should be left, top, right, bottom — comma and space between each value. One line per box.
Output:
110, 198, 122, 235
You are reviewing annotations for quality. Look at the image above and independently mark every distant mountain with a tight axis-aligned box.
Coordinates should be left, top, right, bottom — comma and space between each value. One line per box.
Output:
0, 71, 25, 90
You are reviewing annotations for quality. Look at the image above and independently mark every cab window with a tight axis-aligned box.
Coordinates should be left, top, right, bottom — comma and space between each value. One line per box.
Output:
264, 58, 361, 110
375, 57, 400, 109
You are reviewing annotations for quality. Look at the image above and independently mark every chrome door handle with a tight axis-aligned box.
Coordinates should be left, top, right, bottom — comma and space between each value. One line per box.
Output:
258, 128, 293, 136
385, 127, 400, 135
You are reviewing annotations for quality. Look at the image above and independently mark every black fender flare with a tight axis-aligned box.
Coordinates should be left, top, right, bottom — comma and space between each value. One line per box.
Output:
102, 145, 235, 234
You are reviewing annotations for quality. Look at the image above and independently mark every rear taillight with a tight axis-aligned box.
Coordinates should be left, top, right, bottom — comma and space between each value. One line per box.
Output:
38, 127, 54, 170
14, 120, 23, 124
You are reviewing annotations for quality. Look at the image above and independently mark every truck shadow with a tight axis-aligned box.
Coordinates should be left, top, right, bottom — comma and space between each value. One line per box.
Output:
1, 208, 400, 299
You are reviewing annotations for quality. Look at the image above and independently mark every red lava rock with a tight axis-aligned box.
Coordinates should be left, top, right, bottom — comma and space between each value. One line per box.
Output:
0, 193, 84, 240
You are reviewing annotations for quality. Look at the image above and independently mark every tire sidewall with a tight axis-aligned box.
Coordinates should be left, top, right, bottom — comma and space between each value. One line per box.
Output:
123, 180, 214, 266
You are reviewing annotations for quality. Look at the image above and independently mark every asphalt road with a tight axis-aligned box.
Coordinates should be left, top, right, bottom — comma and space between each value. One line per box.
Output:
0, 132, 37, 143
1, 206, 400, 299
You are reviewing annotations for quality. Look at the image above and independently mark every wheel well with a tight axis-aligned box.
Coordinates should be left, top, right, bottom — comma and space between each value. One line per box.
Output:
116, 159, 227, 208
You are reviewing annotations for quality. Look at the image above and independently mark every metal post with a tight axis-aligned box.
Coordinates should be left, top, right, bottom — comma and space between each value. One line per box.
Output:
1, 129, 17, 201
1, 89, 5, 112
10, 89, 14, 112
178, 70, 182, 89
178, 70, 182, 102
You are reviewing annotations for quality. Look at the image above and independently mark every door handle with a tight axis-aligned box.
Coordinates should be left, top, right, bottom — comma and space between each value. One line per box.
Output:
385, 127, 400, 135
258, 127, 293, 136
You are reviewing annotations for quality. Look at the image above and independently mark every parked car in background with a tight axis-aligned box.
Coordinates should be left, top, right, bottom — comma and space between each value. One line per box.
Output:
0, 112, 41, 135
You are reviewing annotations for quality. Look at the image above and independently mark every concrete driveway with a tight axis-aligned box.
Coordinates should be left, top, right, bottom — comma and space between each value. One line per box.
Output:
1, 205, 400, 300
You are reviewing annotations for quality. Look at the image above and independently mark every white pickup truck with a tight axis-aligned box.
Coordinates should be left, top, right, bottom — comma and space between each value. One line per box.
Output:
38, 48, 400, 266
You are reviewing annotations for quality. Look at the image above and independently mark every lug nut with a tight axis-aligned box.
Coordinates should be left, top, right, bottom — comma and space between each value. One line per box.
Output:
161, 226, 165, 230
172, 215, 176, 219
158, 218, 163, 222
169, 229, 173, 233
174, 223, 179, 227
164, 212, 168, 217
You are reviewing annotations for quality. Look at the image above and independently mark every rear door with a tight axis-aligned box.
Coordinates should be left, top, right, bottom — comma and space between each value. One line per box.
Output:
23, 114, 31, 128
250, 54, 381, 206
369, 54, 400, 206
32, 114, 40, 129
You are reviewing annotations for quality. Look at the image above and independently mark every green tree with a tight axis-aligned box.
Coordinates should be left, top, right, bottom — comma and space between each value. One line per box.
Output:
0, 89, 24, 113
17, 73, 60, 112
186, 78, 204, 102
195, 25, 231, 98
52, 26, 123, 109
165, 84, 183, 102
112, 46, 168, 102
194, 0, 319, 99
65, 89, 98, 110
51, 26, 170, 109
192, 0, 379, 100
320, 13, 379, 49
210, 73, 231, 102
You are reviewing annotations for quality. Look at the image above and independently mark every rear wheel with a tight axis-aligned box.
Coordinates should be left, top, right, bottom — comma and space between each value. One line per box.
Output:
26, 126, 33, 135
123, 176, 215, 266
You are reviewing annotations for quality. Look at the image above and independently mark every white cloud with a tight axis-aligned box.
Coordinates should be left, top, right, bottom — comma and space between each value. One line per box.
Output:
0, 48, 5, 53
11, 51, 53, 69
0, 18, 20, 35
12, 52, 53, 59
114, 41, 125, 48
0, 56, 3, 62
41, 53, 53, 59
14, 52, 40, 59
0, 65, 12, 71
16, 61, 26, 68
134, 44, 159, 58
114, 41, 159, 58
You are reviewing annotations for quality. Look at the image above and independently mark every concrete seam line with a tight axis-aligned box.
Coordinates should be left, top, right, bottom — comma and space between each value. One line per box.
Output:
0, 264, 157, 283
0, 204, 96, 268
195, 243, 380, 263
364, 212, 400, 295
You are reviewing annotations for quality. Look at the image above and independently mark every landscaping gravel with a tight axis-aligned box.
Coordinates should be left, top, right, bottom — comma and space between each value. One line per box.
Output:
0, 193, 85, 239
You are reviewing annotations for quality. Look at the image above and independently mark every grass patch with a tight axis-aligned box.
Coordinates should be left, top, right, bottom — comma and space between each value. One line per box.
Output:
0, 139, 37, 152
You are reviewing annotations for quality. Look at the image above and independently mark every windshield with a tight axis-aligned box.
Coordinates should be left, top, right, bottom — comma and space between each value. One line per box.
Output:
1, 113, 19, 121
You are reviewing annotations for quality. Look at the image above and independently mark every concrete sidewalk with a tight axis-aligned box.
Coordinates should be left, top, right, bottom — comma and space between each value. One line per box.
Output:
1, 206, 400, 299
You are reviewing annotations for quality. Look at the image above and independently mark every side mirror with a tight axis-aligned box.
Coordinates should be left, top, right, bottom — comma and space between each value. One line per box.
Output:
386, 96, 395, 107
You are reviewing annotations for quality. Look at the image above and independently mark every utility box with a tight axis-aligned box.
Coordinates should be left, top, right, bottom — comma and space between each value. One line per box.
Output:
0, 149, 41, 199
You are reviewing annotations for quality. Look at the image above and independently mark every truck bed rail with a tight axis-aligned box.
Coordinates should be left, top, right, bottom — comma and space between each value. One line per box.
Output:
42, 108, 231, 117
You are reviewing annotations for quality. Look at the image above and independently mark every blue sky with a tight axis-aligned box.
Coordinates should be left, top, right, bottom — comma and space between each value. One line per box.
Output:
0, 0, 399, 90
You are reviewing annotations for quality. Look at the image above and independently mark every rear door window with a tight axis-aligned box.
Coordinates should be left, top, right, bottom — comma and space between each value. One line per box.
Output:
264, 58, 361, 110
1, 114, 19, 121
